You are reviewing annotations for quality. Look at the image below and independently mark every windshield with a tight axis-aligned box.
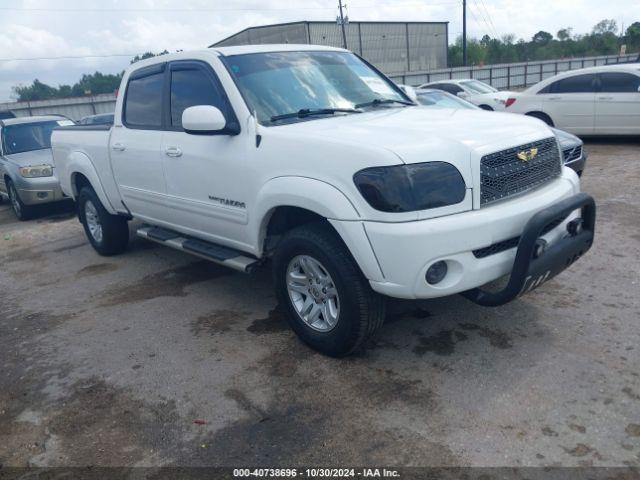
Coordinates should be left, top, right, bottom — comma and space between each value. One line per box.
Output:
223, 51, 408, 124
2, 120, 62, 155
416, 91, 478, 109
460, 80, 497, 94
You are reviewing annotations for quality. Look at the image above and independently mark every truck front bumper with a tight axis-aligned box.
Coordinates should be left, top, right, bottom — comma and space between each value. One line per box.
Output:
358, 169, 593, 302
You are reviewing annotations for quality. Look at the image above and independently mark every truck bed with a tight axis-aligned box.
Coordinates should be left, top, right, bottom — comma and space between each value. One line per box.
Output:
51, 124, 124, 213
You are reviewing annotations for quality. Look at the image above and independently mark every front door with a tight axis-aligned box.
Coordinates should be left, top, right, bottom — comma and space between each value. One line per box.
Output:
595, 72, 640, 135
110, 63, 167, 223
161, 60, 247, 246
542, 73, 596, 135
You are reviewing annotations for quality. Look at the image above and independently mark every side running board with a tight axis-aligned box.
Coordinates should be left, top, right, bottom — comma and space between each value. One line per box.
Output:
136, 226, 260, 273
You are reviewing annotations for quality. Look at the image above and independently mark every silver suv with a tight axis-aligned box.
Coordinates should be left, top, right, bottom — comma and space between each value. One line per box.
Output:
0, 116, 71, 220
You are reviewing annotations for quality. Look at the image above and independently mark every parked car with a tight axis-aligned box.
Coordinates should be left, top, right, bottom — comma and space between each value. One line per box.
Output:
0, 116, 73, 220
416, 88, 587, 175
505, 64, 640, 135
79, 113, 115, 126
52, 45, 595, 357
419, 78, 516, 111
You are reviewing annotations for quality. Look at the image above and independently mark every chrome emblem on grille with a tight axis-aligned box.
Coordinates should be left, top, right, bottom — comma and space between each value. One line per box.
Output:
517, 147, 538, 162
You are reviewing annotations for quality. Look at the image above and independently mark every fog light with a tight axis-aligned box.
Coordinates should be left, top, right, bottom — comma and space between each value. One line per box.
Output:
426, 261, 448, 285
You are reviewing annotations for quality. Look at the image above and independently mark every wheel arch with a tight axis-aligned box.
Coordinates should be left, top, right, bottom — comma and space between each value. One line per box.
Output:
525, 111, 555, 126
253, 177, 384, 282
66, 151, 118, 214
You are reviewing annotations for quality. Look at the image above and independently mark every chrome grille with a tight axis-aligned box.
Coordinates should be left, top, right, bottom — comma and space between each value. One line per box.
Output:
480, 137, 561, 206
562, 145, 582, 163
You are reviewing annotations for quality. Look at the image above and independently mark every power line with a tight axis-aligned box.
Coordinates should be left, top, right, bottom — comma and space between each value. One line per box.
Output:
478, 0, 499, 37
0, 2, 461, 13
0, 53, 138, 62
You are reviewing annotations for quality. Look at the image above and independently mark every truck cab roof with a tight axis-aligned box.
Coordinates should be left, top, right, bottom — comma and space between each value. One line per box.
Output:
123, 44, 349, 71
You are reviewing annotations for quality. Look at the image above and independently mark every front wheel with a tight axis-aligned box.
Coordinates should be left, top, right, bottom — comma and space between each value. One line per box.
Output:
273, 222, 386, 357
7, 179, 35, 221
78, 186, 129, 256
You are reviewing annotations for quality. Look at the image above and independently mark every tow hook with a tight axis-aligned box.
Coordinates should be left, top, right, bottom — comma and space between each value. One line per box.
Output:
567, 218, 583, 237
533, 239, 548, 259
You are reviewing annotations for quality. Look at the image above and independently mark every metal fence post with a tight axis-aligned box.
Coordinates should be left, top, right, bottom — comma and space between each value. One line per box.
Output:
489, 66, 493, 86
507, 66, 511, 89
405, 23, 410, 72
524, 63, 529, 87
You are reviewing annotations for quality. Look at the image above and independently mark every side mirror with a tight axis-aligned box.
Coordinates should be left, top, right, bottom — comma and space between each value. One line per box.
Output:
182, 105, 226, 134
398, 84, 418, 102
457, 91, 469, 99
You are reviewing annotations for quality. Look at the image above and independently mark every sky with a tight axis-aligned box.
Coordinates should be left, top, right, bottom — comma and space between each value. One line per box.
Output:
0, 0, 636, 102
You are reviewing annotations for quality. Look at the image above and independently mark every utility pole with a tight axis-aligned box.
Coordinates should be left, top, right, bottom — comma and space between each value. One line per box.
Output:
462, 0, 467, 66
338, 0, 348, 49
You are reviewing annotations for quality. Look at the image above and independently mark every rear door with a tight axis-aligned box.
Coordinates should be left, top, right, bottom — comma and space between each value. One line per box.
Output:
541, 73, 596, 135
595, 72, 640, 134
110, 63, 168, 222
160, 60, 246, 243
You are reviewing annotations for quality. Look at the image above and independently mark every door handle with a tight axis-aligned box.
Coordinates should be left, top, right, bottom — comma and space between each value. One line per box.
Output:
548, 96, 562, 101
598, 96, 614, 101
165, 146, 183, 157
112, 142, 126, 151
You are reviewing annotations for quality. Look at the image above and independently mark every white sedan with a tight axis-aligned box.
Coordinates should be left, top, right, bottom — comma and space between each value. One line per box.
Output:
504, 64, 640, 135
419, 78, 516, 111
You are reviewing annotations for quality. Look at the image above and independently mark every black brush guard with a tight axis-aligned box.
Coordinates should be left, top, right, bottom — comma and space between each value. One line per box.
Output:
462, 193, 596, 307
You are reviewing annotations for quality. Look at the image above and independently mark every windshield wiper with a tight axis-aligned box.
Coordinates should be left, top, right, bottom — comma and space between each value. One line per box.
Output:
355, 98, 414, 109
270, 108, 362, 122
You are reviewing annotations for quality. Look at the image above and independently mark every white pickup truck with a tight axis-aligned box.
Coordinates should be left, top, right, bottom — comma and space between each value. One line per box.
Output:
52, 45, 596, 356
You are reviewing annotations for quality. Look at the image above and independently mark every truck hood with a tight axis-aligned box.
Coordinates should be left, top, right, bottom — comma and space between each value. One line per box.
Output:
281, 107, 553, 163
4, 148, 54, 167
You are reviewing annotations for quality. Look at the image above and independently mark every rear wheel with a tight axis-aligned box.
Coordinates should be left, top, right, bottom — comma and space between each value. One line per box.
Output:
526, 111, 554, 126
7, 179, 35, 221
78, 186, 129, 256
273, 222, 386, 357
479, 104, 494, 111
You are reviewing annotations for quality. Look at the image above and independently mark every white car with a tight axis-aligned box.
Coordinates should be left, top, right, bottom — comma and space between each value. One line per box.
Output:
504, 64, 640, 135
51, 45, 595, 356
419, 79, 516, 111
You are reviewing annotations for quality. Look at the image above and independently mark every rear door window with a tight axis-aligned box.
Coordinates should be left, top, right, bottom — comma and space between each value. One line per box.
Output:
598, 72, 640, 93
124, 70, 164, 128
549, 74, 597, 94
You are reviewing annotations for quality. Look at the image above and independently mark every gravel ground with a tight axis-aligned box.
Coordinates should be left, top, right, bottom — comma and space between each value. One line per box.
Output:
0, 139, 639, 470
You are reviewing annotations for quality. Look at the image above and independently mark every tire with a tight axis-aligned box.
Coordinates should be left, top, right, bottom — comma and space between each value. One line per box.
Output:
526, 111, 554, 127
273, 222, 386, 357
7, 179, 35, 221
77, 186, 129, 256
479, 105, 494, 111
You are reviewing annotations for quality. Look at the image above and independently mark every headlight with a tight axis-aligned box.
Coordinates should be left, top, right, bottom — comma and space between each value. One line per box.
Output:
19, 165, 53, 178
353, 161, 466, 212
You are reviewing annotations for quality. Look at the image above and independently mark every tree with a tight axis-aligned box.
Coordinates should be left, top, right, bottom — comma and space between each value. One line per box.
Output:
592, 19, 618, 35
557, 28, 573, 42
625, 22, 640, 49
532, 31, 553, 45
12, 79, 59, 101
130, 50, 169, 64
